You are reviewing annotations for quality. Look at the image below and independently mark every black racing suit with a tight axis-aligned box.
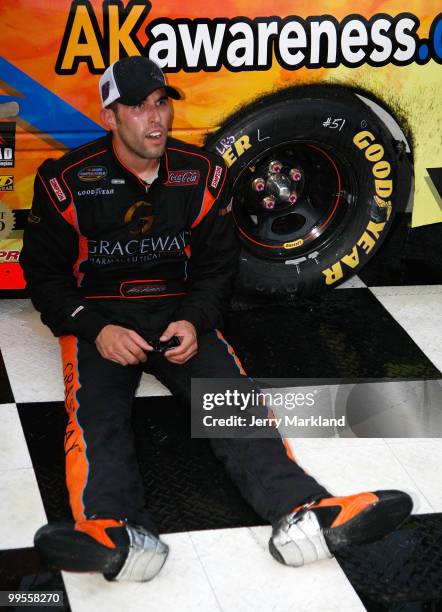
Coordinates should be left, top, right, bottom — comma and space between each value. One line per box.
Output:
20, 133, 328, 531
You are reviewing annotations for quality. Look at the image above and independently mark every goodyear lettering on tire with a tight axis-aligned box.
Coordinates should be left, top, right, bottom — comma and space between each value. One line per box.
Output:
321, 130, 393, 285
222, 136, 253, 167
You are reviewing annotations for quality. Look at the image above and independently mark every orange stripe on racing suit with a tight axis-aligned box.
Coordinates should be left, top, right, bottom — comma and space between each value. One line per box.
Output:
59, 335, 89, 521
214, 328, 247, 376
75, 517, 124, 548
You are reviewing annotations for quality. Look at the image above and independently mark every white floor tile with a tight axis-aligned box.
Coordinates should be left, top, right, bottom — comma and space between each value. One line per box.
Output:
62, 531, 221, 612
189, 526, 364, 612
288, 437, 387, 452
286, 439, 434, 514
370, 286, 442, 373
0, 468, 46, 549
385, 437, 442, 444
0, 300, 64, 402
386, 440, 442, 512
0, 404, 33, 470
0, 300, 170, 403
137, 375, 171, 399
336, 275, 367, 289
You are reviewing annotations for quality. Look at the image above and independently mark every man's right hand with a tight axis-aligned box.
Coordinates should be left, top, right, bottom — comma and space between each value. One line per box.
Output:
95, 324, 152, 365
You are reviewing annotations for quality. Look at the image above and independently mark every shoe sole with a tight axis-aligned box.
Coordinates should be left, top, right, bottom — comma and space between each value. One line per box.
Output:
269, 538, 286, 565
324, 490, 413, 552
34, 522, 126, 574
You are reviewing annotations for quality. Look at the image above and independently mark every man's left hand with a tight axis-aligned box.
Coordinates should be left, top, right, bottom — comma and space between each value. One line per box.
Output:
160, 320, 198, 364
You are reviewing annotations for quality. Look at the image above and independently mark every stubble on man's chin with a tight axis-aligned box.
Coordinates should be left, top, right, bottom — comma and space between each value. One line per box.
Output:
126, 139, 167, 161
143, 144, 167, 160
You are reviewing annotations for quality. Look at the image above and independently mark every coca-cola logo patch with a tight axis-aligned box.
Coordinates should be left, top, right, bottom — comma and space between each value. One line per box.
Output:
166, 170, 200, 186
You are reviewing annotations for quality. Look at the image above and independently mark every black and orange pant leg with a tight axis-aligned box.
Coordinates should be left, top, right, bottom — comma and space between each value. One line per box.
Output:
147, 330, 330, 525
59, 336, 157, 536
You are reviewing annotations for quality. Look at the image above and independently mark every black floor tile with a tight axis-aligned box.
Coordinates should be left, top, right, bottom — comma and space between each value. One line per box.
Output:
225, 289, 441, 379
0, 548, 70, 611
336, 513, 442, 610
16, 398, 262, 535
358, 213, 442, 286
0, 349, 14, 403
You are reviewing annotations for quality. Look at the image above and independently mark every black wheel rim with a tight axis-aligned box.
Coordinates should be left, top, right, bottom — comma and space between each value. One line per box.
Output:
232, 141, 358, 260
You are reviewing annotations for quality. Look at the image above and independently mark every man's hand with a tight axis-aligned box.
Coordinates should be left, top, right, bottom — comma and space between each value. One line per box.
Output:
160, 320, 197, 364
95, 324, 152, 366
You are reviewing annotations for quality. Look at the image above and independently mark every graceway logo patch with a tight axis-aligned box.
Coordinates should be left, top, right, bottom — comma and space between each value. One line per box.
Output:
166, 170, 200, 185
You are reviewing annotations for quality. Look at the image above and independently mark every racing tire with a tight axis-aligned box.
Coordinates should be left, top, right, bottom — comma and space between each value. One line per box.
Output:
205, 85, 413, 296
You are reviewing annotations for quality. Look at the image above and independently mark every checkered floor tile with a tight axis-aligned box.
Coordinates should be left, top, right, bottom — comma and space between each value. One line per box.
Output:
0, 214, 441, 611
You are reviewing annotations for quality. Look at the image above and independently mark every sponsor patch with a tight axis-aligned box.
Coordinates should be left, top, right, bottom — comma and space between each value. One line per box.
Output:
49, 177, 67, 202
211, 165, 223, 189
166, 170, 200, 185
111, 178, 125, 185
0, 175, 14, 191
77, 165, 108, 182
121, 281, 168, 297
77, 187, 115, 197
0, 122, 16, 168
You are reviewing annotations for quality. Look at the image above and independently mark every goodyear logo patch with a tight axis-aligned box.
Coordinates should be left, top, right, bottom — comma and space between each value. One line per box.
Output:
0, 175, 13, 191
77, 165, 108, 182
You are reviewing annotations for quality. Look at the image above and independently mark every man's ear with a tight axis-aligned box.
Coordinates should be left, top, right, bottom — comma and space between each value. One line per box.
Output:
101, 107, 117, 130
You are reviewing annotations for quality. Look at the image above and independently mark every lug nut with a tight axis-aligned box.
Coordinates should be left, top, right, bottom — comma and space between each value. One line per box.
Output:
269, 160, 282, 174
252, 178, 266, 192
263, 196, 276, 210
289, 168, 302, 182
288, 192, 298, 204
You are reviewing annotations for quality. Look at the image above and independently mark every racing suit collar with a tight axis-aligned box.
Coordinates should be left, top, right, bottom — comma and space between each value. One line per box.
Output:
107, 132, 168, 188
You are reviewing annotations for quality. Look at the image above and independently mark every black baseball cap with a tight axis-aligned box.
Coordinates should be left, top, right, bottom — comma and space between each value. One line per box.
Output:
99, 56, 181, 108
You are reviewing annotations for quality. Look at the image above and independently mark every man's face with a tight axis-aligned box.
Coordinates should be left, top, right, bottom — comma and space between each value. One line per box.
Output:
108, 87, 171, 160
